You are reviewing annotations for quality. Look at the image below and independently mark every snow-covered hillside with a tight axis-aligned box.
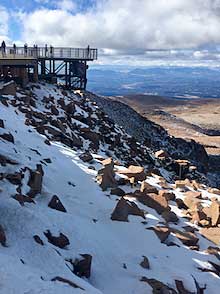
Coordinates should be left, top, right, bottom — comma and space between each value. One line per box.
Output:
0, 82, 220, 294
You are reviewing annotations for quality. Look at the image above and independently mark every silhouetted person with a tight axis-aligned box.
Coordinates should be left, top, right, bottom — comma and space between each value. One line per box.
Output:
24, 43, 28, 57
1, 40, 6, 57
50, 45, 53, 57
45, 44, 48, 57
13, 43, 16, 56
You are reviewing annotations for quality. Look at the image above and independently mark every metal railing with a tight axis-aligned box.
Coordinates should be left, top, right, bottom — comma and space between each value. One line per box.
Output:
0, 47, 98, 60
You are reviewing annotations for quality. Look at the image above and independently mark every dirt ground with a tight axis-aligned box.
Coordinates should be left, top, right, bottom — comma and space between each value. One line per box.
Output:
113, 94, 220, 156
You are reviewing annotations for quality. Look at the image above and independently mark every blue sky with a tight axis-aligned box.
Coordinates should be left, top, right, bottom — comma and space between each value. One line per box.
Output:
1, 0, 220, 66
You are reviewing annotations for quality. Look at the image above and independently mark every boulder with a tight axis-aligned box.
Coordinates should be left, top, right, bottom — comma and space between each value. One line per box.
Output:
0, 119, 4, 128
5, 172, 22, 185
48, 195, 67, 213
0, 225, 6, 246
147, 226, 170, 243
171, 229, 199, 246
140, 256, 150, 269
96, 158, 117, 191
162, 210, 179, 223
183, 195, 201, 210
13, 194, 35, 206
209, 200, 220, 226
73, 254, 92, 278
176, 198, 188, 210
44, 230, 70, 248
137, 192, 169, 215
110, 187, 125, 197
208, 188, 220, 195
0, 133, 14, 143
155, 150, 169, 159
117, 165, 146, 182
111, 197, 145, 222
175, 179, 190, 190
28, 164, 44, 197
79, 152, 93, 163
159, 190, 175, 201
184, 191, 202, 199
201, 227, 220, 245
140, 181, 158, 194
33, 235, 44, 246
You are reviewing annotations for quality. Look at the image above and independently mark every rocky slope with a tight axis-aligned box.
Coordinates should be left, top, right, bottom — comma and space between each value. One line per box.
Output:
0, 81, 220, 293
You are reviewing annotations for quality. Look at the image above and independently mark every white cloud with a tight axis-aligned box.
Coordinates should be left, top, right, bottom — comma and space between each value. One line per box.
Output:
16, 0, 220, 63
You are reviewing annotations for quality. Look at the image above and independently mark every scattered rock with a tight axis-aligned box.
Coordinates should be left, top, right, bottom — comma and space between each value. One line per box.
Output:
33, 235, 44, 246
73, 254, 92, 278
51, 276, 83, 290
28, 164, 44, 197
175, 280, 194, 294
184, 191, 202, 199
117, 165, 146, 182
13, 194, 35, 206
140, 181, 158, 194
176, 198, 188, 210
140, 277, 177, 294
0, 225, 6, 247
97, 158, 117, 191
48, 195, 67, 213
201, 227, 220, 245
171, 229, 199, 246
159, 190, 175, 201
140, 256, 150, 269
162, 210, 179, 223
44, 230, 70, 248
110, 187, 125, 197
209, 200, 220, 226
79, 152, 93, 163
0, 119, 4, 128
147, 226, 170, 243
155, 149, 169, 159
0, 133, 14, 143
111, 197, 145, 222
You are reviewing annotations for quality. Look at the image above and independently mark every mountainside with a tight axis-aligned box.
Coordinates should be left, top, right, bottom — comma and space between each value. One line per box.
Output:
1, 82, 220, 294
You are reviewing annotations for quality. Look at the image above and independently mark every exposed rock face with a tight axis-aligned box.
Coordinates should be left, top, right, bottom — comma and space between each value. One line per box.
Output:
73, 254, 92, 278
48, 195, 67, 213
111, 197, 145, 222
44, 230, 70, 248
28, 164, 44, 197
201, 228, 220, 245
89, 93, 209, 173
96, 158, 117, 191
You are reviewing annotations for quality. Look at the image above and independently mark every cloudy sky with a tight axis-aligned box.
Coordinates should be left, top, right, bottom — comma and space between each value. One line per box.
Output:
1, 0, 220, 65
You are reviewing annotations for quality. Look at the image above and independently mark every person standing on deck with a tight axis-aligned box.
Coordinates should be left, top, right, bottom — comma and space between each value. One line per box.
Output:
49, 45, 53, 58
24, 43, 28, 57
13, 43, 16, 56
1, 41, 6, 57
45, 44, 48, 57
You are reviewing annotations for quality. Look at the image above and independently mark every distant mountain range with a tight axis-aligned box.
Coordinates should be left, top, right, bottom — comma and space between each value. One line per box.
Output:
87, 65, 220, 98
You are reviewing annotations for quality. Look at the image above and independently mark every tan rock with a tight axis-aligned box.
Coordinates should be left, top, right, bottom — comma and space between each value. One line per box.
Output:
159, 190, 175, 201
155, 150, 169, 159
209, 200, 220, 226
184, 191, 202, 199
201, 227, 220, 245
137, 192, 169, 215
147, 226, 170, 243
140, 182, 158, 194
171, 229, 199, 246
208, 188, 220, 196
97, 158, 117, 191
117, 165, 146, 182
183, 195, 201, 210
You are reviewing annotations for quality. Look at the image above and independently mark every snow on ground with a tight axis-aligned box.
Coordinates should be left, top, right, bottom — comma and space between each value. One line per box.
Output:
0, 82, 220, 294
